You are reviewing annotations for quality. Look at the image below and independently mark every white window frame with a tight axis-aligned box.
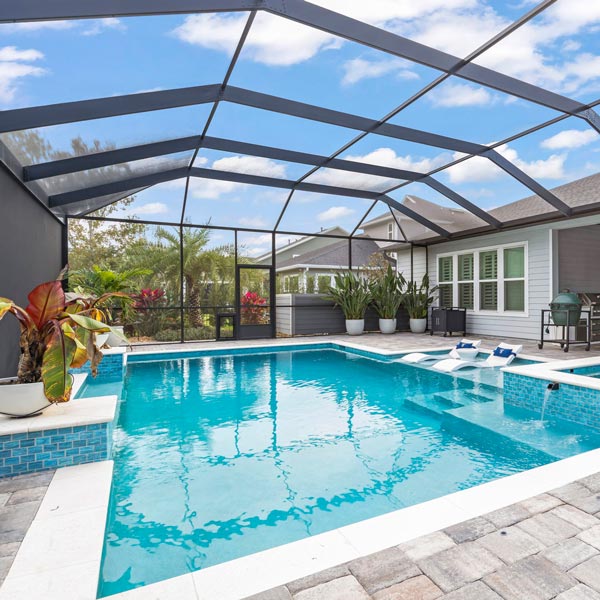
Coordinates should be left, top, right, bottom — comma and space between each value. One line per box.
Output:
387, 222, 394, 240
436, 241, 529, 317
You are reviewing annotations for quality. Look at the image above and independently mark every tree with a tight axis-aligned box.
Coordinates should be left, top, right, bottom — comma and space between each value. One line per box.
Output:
3, 130, 147, 271
137, 226, 236, 327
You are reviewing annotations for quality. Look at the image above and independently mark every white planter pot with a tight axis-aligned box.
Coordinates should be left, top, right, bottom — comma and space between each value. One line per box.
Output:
379, 318, 397, 334
106, 326, 125, 347
95, 332, 110, 349
0, 381, 51, 417
409, 318, 427, 334
345, 319, 365, 336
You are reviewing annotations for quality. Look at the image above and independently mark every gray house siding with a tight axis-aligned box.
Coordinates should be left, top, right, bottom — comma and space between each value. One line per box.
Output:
423, 214, 600, 340
0, 167, 65, 377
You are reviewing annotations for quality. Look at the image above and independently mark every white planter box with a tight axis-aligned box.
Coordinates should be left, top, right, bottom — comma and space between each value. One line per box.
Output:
409, 318, 427, 334
345, 319, 365, 336
0, 381, 51, 417
379, 318, 397, 334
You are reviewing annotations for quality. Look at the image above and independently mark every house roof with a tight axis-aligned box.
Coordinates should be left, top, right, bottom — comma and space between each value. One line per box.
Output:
276, 236, 388, 270
362, 195, 485, 241
363, 172, 600, 245
255, 225, 349, 263
488, 171, 600, 223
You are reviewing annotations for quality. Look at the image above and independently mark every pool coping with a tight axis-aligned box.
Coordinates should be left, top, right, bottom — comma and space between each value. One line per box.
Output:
503, 354, 600, 391
0, 338, 588, 600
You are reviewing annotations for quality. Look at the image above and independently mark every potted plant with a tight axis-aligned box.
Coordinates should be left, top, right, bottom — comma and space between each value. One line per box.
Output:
70, 266, 148, 346
327, 272, 371, 335
0, 276, 128, 417
370, 265, 406, 334
403, 274, 438, 334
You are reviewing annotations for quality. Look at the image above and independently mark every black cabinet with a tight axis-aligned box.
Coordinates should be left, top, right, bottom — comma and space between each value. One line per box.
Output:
430, 307, 466, 336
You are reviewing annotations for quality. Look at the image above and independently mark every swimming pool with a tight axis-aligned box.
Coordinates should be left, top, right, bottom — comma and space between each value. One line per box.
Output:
80, 345, 600, 597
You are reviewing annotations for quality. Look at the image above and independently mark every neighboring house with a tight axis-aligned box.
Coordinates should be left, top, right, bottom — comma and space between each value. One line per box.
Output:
256, 226, 392, 293
370, 172, 600, 340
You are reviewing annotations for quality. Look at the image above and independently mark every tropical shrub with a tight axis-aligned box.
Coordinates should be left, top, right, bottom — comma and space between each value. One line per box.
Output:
326, 272, 371, 320
131, 288, 167, 337
370, 265, 407, 319
0, 276, 126, 402
403, 274, 438, 319
240, 291, 269, 325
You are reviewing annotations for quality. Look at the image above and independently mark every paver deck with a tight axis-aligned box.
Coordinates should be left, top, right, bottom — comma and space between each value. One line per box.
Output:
130, 331, 600, 360
0, 471, 53, 585
246, 474, 600, 600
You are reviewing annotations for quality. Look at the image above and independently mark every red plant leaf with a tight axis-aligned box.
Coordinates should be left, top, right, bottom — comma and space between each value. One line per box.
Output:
25, 281, 65, 330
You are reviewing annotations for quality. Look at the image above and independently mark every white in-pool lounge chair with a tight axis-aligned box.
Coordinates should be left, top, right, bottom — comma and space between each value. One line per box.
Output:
401, 339, 482, 364
432, 342, 523, 373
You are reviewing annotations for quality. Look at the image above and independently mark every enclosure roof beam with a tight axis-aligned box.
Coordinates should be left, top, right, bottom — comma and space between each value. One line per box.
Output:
379, 195, 450, 239
27, 133, 501, 228
23, 136, 202, 181
0, 0, 259, 21
2, 0, 592, 122
47, 166, 451, 237
0, 85, 220, 133
484, 149, 572, 216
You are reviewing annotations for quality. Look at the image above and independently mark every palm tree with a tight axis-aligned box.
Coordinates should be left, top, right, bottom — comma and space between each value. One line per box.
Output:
147, 227, 235, 327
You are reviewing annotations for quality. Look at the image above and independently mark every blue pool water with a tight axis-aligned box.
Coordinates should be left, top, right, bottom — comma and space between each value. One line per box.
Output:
81, 346, 600, 597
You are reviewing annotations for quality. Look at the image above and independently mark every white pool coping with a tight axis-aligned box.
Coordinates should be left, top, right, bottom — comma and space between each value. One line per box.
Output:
504, 354, 600, 391
2, 338, 597, 600
0, 374, 117, 437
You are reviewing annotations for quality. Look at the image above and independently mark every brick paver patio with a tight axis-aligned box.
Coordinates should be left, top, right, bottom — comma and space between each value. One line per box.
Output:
0, 470, 53, 585
245, 473, 600, 600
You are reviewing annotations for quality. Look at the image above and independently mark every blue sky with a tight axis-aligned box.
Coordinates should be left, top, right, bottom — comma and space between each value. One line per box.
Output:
1, 0, 600, 254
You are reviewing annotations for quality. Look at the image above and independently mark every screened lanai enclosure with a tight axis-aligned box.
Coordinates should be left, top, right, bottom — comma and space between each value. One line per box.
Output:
1, 0, 600, 349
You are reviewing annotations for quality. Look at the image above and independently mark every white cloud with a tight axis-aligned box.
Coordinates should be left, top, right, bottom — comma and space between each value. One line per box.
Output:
81, 18, 126, 36
341, 57, 418, 85
212, 155, 287, 178
238, 233, 272, 257
446, 143, 567, 184
130, 202, 169, 216
0, 46, 46, 104
317, 205, 356, 222
307, 147, 450, 191
170, 0, 600, 97
173, 12, 341, 66
541, 129, 599, 150
0, 46, 43, 62
0, 21, 74, 32
428, 82, 493, 107
238, 216, 267, 228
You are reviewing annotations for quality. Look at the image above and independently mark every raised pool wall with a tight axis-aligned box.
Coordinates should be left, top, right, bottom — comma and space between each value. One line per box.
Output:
0, 348, 125, 478
503, 358, 600, 430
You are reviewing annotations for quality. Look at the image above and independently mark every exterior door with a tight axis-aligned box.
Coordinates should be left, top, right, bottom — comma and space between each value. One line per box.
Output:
236, 265, 275, 339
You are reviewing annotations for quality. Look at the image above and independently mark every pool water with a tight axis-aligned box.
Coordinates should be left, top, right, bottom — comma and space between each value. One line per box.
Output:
83, 347, 600, 597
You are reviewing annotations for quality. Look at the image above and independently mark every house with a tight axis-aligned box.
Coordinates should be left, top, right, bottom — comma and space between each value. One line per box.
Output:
362, 172, 600, 340
256, 226, 392, 293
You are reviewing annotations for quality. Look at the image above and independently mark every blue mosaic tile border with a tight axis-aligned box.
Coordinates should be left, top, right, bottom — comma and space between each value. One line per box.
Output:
71, 351, 125, 380
504, 371, 600, 430
0, 422, 111, 478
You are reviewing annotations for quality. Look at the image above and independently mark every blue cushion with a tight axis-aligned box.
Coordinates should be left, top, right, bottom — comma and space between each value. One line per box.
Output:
493, 347, 514, 358
456, 342, 474, 349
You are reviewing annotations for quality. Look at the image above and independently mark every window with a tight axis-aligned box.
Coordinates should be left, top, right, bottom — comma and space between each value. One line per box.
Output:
479, 250, 498, 311
436, 243, 527, 314
438, 256, 453, 308
504, 246, 525, 311
458, 253, 474, 310
387, 222, 394, 240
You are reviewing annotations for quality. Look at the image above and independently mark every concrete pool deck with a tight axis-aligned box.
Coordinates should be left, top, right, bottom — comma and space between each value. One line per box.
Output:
3, 333, 600, 599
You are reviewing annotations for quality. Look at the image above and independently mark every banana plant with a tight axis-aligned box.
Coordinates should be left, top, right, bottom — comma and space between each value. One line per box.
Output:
0, 277, 128, 403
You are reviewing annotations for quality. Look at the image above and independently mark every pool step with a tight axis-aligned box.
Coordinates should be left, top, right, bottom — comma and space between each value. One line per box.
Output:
442, 402, 600, 460
404, 387, 499, 418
